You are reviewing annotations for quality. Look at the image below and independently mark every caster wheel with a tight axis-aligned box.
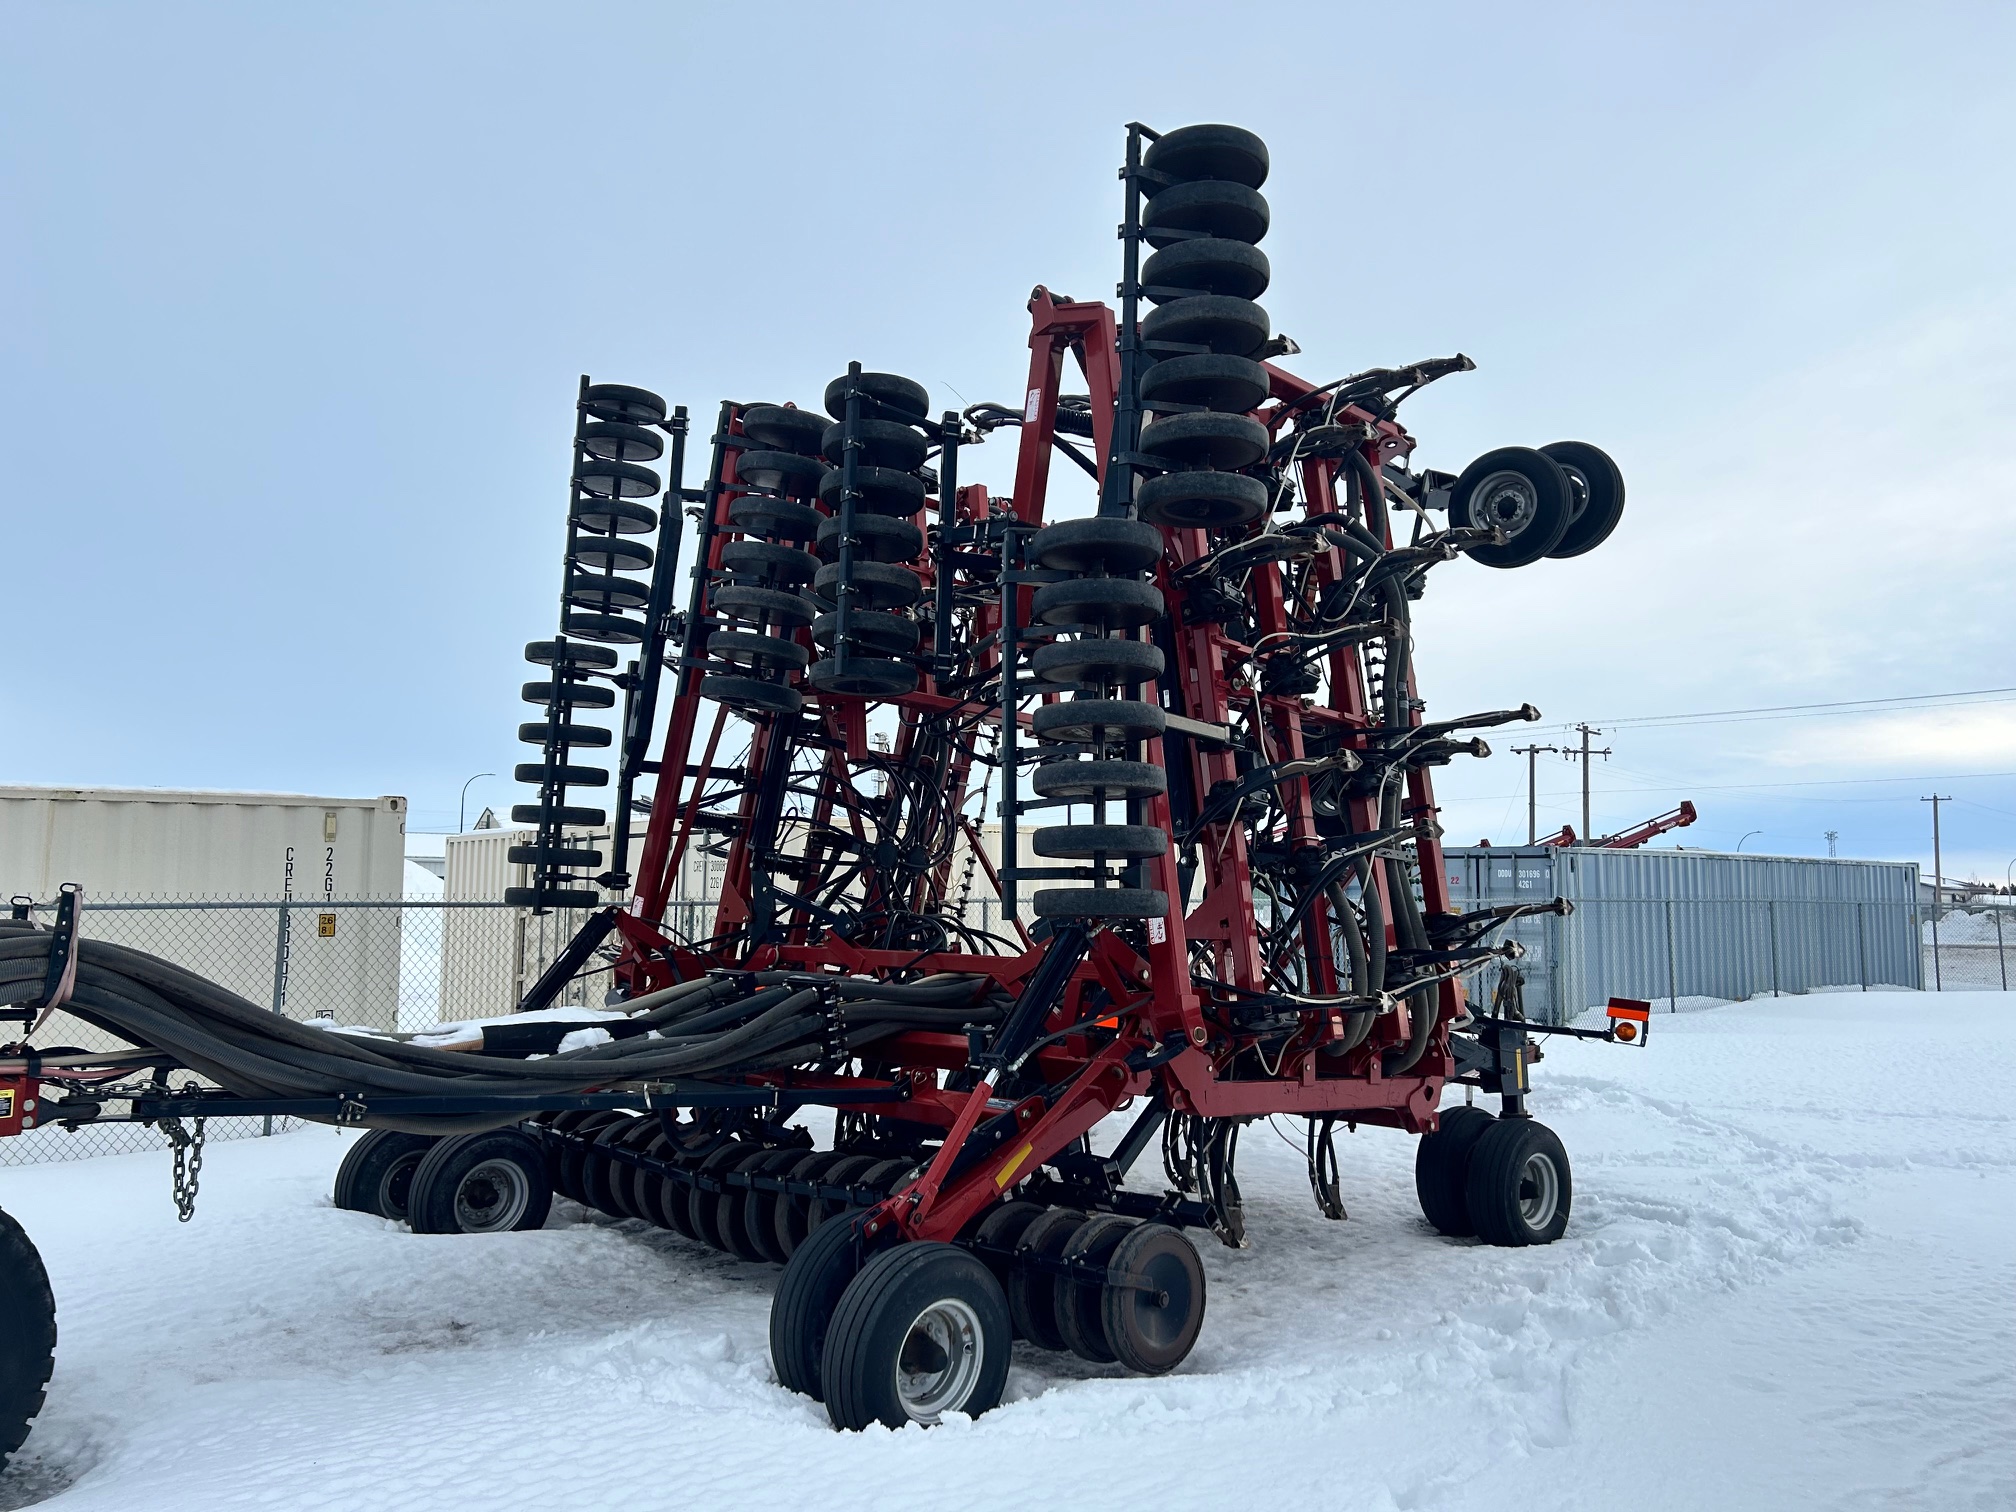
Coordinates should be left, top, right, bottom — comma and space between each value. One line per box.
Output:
770, 1213, 892, 1400
1449, 446, 1573, 567
821, 1243, 1012, 1430
407, 1130, 553, 1234
1465, 1118, 1572, 1246
1414, 1104, 1495, 1238
332, 1129, 438, 1221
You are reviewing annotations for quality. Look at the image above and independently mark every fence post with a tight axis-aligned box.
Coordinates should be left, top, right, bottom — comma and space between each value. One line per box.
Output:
1768, 899, 1781, 997
1997, 908, 2008, 993
1929, 905, 1943, 991
1665, 898, 1677, 1013
1856, 902, 1867, 991
265, 902, 292, 1136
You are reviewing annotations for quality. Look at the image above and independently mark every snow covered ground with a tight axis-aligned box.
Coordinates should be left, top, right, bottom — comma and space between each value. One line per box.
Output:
0, 991, 2009, 1511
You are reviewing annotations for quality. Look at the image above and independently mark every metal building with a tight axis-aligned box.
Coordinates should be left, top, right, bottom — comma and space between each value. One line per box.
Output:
1442, 846, 1922, 1024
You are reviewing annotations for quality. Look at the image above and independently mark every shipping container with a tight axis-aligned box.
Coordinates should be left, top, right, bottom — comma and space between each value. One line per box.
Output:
0, 786, 408, 1031
1442, 846, 1922, 1023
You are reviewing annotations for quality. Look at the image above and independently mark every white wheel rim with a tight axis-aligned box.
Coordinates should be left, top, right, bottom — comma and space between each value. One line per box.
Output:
455, 1158, 530, 1233
1517, 1151, 1560, 1230
1471, 469, 1540, 535
893, 1296, 984, 1423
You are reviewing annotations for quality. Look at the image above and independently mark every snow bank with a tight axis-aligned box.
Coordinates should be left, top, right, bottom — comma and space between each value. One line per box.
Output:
0, 992, 2009, 1511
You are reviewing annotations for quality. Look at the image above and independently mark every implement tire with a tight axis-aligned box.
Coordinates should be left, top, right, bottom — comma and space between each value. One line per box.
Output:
770, 1213, 890, 1400
1414, 1104, 1493, 1238
333, 1129, 438, 1221
0, 1207, 55, 1472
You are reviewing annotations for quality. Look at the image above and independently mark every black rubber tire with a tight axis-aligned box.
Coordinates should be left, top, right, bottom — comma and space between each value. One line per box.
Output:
816, 511, 923, 565
573, 456, 661, 499
722, 539, 820, 585
1137, 468, 1270, 529
505, 843, 603, 869
1007, 1207, 1083, 1351
770, 1213, 889, 1399
332, 1129, 438, 1220
774, 1151, 847, 1260
806, 1155, 880, 1235
814, 560, 923, 610
820, 417, 929, 473
1031, 824, 1169, 860
1540, 440, 1626, 558
970, 1200, 1046, 1309
1030, 516, 1163, 574
1141, 237, 1270, 302
1139, 353, 1270, 417
714, 584, 816, 628
822, 1243, 1012, 1430
811, 609, 920, 655
701, 675, 804, 717
1143, 179, 1270, 247
1032, 887, 1170, 919
1449, 447, 1573, 568
408, 1131, 553, 1234
1028, 637, 1165, 687
555, 1110, 627, 1202
818, 464, 928, 517
808, 657, 918, 698
689, 1144, 761, 1250
517, 719, 612, 749
1101, 1222, 1206, 1375
708, 630, 812, 671
522, 679, 615, 710
571, 497, 658, 535
729, 497, 823, 541
717, 1148, 794, 1262
738, 1149, 808, 1265
1054, 1214, 1135, 1363
1141, 296, 1271, 360
1464, 1118, 1572, 1247
1415, 1104, 1495, 1238
562, 609, 646, 646
1142, 122, 1269, 189
735, 449, 825, 497
512, 761, 607, 787
0, 1207, 55, 1473
740, 403, 828, 454
1029, 758, 1168, 801
583, 382, 667, 425
509, 802, 606, 827
1139, 410, 1271, 469
1031, 698, 1166, 746
1032, 577, 1165, 630
580, 418, 664, 462
569, 534, 653, 572
525, 639, 618, 670
823, 371, 929, 423
502, 884, 602, 909
583, 1115, 650, 1217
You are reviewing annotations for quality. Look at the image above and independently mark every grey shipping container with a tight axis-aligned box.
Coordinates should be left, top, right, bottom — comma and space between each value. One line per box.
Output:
1442, 846, 1922, 1024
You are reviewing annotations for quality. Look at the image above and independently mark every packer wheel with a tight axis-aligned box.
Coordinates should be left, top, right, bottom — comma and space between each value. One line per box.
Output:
772, 1151, 846, 1259
332, 1129, 437, 1221
821, 1243, 1011, 1430
407, 1131, 553, 1235
1006, 1206, 1083, 1351
1053, 1214, 1136, 1363
1101, 1223, 1206, 1374
0, 1207, 55, 1473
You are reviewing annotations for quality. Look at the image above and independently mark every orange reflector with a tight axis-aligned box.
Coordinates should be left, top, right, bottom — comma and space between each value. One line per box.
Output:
1614, 1020, 1639, 1042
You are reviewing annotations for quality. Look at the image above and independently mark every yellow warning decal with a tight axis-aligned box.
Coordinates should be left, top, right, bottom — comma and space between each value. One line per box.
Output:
0, 1090, 12, 1119
995, 1142, 1034, 1188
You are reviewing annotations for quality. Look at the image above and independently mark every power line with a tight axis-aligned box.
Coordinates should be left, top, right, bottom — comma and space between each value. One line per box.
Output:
1440, 768, 2016, 802
1524, 685, 2016, 735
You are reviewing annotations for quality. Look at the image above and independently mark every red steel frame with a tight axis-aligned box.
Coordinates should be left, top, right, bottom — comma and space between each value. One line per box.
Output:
607, 285, 1467, 1243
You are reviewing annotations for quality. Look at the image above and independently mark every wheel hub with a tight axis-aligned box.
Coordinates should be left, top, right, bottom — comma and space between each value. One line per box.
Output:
1517, 1150, 1560, 1229
454, 1158, 531, 1233
893, 1297, 983, 1423
1472, 469, 1540, 534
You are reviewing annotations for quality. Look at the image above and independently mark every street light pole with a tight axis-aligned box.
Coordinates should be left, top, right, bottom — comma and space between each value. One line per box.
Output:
1736, 830, 1761, 852
1923, 794, 1949, 989
459, 772, 496, 834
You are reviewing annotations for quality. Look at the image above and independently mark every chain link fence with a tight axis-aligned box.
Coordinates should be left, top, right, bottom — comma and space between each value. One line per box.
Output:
1, 896, 646, 1167
1924, 906, 2014, 991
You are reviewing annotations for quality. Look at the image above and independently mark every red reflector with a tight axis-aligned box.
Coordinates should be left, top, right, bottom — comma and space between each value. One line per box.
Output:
1606, 998, 1652, 1022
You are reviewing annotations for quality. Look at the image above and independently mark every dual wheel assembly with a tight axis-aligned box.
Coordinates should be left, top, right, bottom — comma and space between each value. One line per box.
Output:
1414, 1110, 1573, 1245
769, 1204, 1206, 1430
332, 1127, 552, 1234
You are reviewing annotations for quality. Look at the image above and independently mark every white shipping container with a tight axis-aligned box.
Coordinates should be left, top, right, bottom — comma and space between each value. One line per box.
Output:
0, 786, 408, 1032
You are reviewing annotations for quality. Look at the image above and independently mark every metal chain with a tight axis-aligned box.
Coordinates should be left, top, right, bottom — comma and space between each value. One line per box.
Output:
158, 1115, 207, 1222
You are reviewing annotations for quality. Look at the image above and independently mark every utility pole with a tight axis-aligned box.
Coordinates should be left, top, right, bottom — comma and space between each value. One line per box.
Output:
1511, 743, 1562, 844
1564, 724, 1611, 844
1924, 795, 1949, 989
1825, 829, 1838, 858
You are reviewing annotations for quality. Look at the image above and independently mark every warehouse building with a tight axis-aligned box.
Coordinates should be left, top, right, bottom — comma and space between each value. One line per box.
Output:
1443, 845, 1922, 1024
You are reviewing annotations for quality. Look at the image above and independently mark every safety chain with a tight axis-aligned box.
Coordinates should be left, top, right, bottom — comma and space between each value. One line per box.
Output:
158, 1114, 207, 1222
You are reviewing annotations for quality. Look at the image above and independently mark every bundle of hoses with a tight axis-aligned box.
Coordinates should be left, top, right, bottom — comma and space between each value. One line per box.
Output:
0, 924, 1005, 1132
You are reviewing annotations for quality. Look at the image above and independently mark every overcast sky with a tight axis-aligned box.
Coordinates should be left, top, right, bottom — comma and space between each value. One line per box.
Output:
4, 2, 2012, 879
